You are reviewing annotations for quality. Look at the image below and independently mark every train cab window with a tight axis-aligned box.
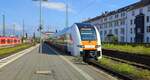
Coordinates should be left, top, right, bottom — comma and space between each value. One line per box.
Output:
79, 27, 97, 41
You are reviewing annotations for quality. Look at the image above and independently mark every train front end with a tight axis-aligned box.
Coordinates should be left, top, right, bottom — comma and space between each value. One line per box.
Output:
76, 23, 102, 61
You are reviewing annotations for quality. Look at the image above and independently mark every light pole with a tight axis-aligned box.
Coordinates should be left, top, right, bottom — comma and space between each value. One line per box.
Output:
66, 0, 68, 28
32, 0, 48, 53
2, 14, 6, 37
65, 0, 69, 53
22, 20, 25, 38
13, 24, 16, 37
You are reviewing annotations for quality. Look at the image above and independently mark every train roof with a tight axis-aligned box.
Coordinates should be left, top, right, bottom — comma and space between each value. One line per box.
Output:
54, 23, 94, 37
54, 27, 70, 37
75, 23, 94, 28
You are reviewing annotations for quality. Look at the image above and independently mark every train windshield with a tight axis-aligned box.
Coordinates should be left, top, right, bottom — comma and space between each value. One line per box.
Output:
80, 27, 97, 41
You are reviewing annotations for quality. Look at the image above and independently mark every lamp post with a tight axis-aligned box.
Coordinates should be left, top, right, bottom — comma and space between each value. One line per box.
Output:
13, 24, 16, 37
32, 0, 48, 53
22, 20, 25, 38
2, 14, 6, 37
66, 0, 68, 28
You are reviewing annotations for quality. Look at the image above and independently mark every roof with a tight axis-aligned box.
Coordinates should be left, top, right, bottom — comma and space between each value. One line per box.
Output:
75, 23, 94, 28
85, 0, 150, 22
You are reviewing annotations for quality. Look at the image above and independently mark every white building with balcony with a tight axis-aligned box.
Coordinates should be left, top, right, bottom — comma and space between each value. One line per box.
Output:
85, 0, 150, 43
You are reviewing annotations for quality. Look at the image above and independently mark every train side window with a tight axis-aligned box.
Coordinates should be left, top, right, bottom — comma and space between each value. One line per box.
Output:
14, 40, 17, 43
1, 39, 6, 44
7, 39, 11, 43
11, 40, 13, 43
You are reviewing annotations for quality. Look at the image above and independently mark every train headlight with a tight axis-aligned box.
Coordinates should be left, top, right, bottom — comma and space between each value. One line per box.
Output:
96, 45, 101, 48
77, 45, 84, 48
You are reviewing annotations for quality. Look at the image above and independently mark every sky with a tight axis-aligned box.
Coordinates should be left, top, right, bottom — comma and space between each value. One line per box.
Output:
0, 0, 140, 36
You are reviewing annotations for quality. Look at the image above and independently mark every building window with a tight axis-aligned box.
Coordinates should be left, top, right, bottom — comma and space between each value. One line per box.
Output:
130, 28, 133, 34
120, 36, 124, 42
147, 37, 149, 43
132, 11, 135, 16
114, 21, 117, 26
130, 37, 132, 42
139, 8, 143, 13
120, 20, 123, 25
104, 30, 107, 35
109, 30, 112, 34
147, 26, 150, 32
115, 14, 119, 18
123, 20, 125, 25
100, 25, 103, 29
130, 20, 133, 25
114, 21, 119, 27
104, 17, 107, 21
120, 28, 125, 34
115, 29, 118, 35
148, 6, 150, 12
99, 25, 102, 29
109, 16, 113, 20
120, 19, 125, 25
116, 21, 119, 26
101, 19, 103, 22
104, 23, 107, 28
100, 31, 103, 36
101, 24, 104, 28
121, 12, 125, 17
109, 22, 113, 27
147, 16, 149, 22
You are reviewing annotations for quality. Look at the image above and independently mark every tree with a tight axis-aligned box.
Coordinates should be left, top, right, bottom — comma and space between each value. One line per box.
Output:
106, 34, 118, 43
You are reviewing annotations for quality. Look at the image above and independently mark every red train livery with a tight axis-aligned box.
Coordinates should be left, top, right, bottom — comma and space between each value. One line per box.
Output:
0, 37, 21, 46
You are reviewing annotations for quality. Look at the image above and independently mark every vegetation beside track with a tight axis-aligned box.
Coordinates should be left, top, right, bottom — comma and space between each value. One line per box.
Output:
0, 43, 35, 58
102, 43, 150, 56
99, 57, 150, 80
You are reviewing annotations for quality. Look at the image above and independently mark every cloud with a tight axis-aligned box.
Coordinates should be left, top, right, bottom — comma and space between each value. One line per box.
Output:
41, 2, 74, 12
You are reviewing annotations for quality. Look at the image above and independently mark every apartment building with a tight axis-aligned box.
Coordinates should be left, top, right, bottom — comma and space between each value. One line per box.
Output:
85, 0, 150, 43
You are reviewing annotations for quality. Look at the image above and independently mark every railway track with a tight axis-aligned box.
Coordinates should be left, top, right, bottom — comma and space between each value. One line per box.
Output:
102, 49, 150, 67
104, 56, 150, 70
87, 59, 133, 80
48, 44, 149, 80
48, 44, 133, 80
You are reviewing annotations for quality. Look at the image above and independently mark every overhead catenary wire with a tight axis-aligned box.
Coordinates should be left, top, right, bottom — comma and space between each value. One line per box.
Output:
74, 0, 97, 19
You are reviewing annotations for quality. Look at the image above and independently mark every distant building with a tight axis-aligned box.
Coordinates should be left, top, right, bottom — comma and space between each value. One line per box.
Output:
85, 0, 150, 43
43, 32, 54, 40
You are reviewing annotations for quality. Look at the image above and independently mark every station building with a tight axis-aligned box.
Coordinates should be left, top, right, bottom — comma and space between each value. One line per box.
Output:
85, 0, 150, 43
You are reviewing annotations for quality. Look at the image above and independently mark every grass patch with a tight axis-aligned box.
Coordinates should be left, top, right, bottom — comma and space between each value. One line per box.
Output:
102, 44, 150, 56
0, 43, 34, 57
99, 57, 150, 80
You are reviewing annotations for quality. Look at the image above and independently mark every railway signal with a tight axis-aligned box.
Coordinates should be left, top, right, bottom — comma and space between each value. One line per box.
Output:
32, 0, 48, 53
